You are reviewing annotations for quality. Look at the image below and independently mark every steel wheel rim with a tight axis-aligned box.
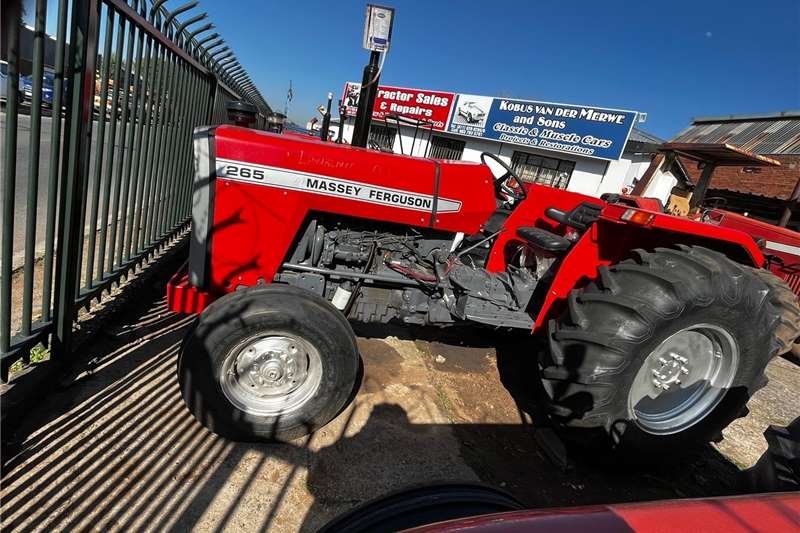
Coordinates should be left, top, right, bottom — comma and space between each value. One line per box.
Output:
220, 332, 322, 417
628, 323, 739, 435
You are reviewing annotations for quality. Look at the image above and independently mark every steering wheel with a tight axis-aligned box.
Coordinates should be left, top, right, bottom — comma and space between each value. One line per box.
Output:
704, 196, 728, 209
480, 152, 528, 203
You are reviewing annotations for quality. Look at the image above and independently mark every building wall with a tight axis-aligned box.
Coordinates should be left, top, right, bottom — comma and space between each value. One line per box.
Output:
642, 167, 679, 204
624, 154, 654, 189
678, 154, 800, 201
337, 121, 656, 200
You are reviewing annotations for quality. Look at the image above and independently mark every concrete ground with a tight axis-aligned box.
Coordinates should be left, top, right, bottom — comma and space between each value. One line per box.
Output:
1, 263, 799, 532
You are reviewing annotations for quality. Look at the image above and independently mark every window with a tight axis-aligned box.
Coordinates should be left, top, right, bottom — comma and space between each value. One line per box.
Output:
428, 136, 465, 160
511, 151, 575, 189
368, 125, 396, 152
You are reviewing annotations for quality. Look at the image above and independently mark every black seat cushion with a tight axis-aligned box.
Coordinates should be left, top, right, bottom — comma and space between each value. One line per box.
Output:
516, 226, 571, 252
545, 202, 602, 230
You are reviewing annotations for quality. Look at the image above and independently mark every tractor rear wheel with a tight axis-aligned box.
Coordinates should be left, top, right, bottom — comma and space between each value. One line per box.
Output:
178, 284, 360, 442
751, 267, 800, 363
542, 245, 800, 456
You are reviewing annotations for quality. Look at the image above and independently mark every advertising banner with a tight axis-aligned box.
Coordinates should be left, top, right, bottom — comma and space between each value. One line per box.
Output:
342, 82, 455, 131
447, 95, 637, 161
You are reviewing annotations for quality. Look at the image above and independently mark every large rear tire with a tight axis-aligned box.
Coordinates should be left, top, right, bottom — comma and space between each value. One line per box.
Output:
542, 245, 797, 455
750, 267, 800, 361
178, 284, 360, 442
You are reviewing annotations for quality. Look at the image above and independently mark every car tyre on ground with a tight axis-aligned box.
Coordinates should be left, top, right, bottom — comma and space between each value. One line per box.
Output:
178, 284, 360, 442
542, 245, 800, 456
318, 483, 524, 533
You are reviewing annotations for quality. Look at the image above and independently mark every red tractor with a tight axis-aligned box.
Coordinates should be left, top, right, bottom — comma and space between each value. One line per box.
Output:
168, 125, 800, 456
702, 207, 800, 361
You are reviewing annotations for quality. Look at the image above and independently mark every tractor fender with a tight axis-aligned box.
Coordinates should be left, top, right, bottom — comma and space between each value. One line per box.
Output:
531, 205, 765, 332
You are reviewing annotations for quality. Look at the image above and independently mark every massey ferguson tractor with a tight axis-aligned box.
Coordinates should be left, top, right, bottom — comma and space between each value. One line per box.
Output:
167, 124, 800, 456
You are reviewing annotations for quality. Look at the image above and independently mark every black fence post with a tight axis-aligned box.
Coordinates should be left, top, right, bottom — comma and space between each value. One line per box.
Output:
0, 0, 271, 381
207, 76, 219, 124
51, 0, 101, 363
0, 0, 22, 382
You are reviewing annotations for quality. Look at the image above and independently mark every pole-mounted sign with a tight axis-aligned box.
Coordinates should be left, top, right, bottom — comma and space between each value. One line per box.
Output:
363, 5, 394, 52
352, 4, 395, 147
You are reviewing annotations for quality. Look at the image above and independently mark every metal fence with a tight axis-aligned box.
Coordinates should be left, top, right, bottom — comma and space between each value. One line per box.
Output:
0, 0, 270, 381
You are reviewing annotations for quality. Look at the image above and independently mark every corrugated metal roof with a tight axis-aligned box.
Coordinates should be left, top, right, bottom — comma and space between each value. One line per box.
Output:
671, 112, 800, 154
692, 110, 800, 123
663, 143, 781, 166
629, 128, 664, 144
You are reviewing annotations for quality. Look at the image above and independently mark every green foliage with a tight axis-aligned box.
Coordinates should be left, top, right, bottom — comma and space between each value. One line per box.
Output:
8, 344, 50, 377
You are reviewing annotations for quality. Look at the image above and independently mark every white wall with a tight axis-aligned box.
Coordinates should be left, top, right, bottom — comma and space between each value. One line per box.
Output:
624, 154, 653, 189
565, 158, 610, 196
641, 161, 679, 205
333, 121, 653, 200
391, 126, 615, 198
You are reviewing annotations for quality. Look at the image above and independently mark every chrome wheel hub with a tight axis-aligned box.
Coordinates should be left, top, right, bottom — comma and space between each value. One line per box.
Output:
236, 339, 308, 398
628, 324, 739, 435
221, 334, 322, 416
650, 352, 690, 390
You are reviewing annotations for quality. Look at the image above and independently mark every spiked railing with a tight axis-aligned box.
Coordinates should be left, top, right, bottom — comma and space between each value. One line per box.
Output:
0, 0, 272, 380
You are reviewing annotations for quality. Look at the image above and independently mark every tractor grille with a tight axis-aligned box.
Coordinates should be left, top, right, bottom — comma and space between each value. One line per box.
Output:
784, 272, 800, 294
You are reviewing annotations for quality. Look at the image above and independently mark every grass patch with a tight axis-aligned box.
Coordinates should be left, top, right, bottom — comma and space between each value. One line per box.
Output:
434, 384, 455, 422
8, 343, 50, 377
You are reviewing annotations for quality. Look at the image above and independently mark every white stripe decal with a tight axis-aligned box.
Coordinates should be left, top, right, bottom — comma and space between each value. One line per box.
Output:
765, 240, 800, 256
216, 158, 462, 214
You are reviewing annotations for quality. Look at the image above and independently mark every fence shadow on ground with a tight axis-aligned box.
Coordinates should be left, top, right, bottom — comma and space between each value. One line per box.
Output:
0, 284, 747, 533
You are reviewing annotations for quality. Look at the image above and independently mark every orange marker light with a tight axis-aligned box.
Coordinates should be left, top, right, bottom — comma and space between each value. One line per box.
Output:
621, 209, 656, 226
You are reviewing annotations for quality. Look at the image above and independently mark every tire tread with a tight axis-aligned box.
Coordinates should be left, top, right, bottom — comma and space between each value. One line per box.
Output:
542, 245, 785, 451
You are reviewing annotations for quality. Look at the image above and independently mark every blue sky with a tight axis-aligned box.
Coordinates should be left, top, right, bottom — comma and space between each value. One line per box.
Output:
199, 0, 798, 139
24, 0, 800, 138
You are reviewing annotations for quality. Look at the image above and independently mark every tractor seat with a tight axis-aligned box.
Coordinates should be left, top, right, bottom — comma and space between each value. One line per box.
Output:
545, 202, 602, 230
516, 227, 571, 252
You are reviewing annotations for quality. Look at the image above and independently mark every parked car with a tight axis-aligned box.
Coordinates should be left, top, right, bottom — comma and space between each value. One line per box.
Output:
457, 101, 486, 123
42, 71, 55, 108
0, 61, 6, 102
320, 483, 800, 532
93, 77, 115, 117
19, 70, 55, 108
0, 61, 24, 105
20, 74, 33, 102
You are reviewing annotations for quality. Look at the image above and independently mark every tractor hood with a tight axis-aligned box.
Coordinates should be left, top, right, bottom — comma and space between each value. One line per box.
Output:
190, 125, 497, 294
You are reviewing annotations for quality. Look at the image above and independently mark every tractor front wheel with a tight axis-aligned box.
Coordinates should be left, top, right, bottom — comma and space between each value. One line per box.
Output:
178, 284, 360, 442
543, 245, 800, 456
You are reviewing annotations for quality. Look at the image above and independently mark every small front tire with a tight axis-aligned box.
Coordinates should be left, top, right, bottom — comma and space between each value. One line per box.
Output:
178, 284, 360, 442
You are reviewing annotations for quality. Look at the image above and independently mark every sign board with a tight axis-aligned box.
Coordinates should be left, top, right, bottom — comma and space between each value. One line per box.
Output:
341, 81, 638, 160
447, 95, 637, 161
342, 82, 455, 131
363, 4, 394, 52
